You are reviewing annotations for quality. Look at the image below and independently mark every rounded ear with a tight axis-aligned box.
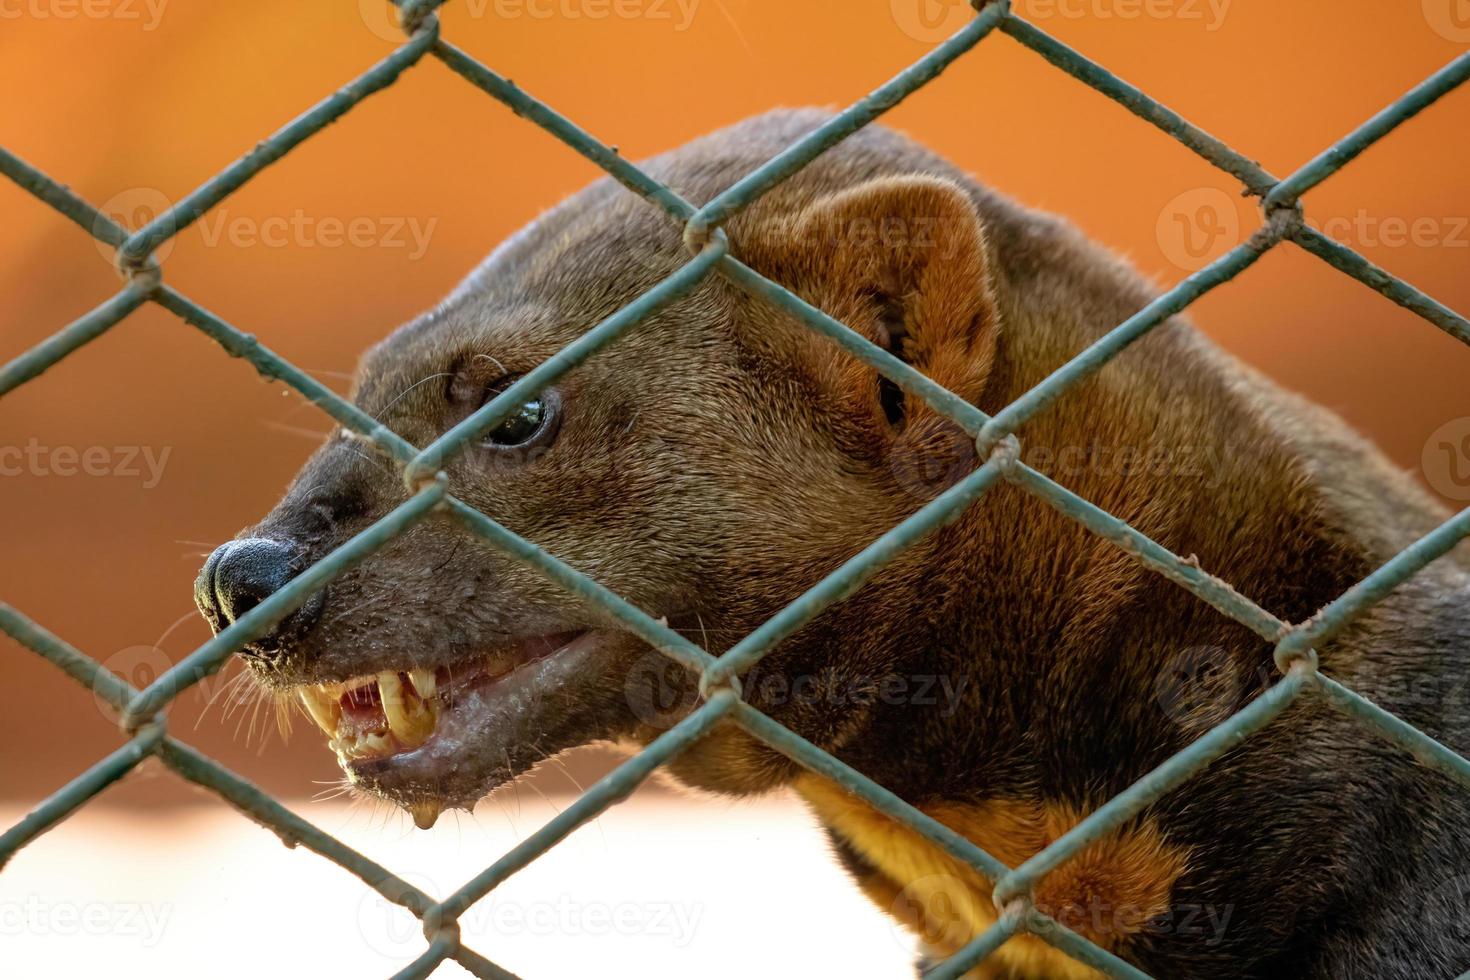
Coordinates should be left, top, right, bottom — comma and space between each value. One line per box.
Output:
749, 175, 1000, 430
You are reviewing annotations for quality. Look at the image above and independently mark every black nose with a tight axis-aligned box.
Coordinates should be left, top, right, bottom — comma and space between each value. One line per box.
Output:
195, 539, 319, 644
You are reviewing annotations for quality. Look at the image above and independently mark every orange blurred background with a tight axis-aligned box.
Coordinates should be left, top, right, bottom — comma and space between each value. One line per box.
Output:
0, 1, 1467, 972
6, 0, 1464, 803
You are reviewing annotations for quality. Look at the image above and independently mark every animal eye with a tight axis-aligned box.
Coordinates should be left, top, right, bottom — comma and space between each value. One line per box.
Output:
486, 396, 545, 446
480, 378, 560, 450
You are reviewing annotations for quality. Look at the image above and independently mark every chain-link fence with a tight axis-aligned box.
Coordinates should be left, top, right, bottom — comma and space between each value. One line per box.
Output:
3, 2, 1469, 977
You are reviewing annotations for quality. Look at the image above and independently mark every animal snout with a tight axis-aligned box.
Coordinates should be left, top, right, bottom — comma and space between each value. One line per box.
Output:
195, 538, 322, 650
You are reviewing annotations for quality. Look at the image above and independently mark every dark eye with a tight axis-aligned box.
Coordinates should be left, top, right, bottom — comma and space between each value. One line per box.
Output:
481, 380, 560, 450
487, 396, 545, 445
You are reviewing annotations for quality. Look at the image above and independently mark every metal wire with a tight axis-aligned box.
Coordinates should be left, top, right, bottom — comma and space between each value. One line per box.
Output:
2, 2, 1468, 976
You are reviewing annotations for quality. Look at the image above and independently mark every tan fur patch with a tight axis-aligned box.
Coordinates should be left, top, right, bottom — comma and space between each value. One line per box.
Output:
796, 776, 1189, 979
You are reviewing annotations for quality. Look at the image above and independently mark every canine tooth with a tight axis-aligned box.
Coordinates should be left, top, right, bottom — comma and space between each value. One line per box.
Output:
297, 687, 341, 737
409, 801, 442, 830
377, 671, 404, 708
407, 667, 437, 700
380, 670, 436, 748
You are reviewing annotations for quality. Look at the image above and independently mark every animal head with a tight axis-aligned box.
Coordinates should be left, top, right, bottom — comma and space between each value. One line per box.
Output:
192, 109, 1264, 828
191, 110, 1013, 824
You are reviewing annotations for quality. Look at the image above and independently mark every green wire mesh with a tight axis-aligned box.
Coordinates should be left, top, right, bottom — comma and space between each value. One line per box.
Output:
3, 3, 1470, 977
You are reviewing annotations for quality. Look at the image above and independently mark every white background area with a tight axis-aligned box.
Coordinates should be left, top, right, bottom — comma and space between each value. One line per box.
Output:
1, 790, 917, 978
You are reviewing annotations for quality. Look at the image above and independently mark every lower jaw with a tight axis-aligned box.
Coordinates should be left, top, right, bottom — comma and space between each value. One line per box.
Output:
327, 630, 611, 823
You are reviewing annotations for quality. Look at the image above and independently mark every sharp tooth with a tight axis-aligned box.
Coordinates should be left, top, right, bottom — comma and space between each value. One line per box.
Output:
379, 671, 436, 748
409, 801, 442, 830
407, 667, 437, 701
297, 687, 341, 737
377, 671, 404, 709
361, 732, 393, 755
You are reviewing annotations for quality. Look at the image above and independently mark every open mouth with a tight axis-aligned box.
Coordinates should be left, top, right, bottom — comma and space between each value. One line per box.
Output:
292, 630, 589, 828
